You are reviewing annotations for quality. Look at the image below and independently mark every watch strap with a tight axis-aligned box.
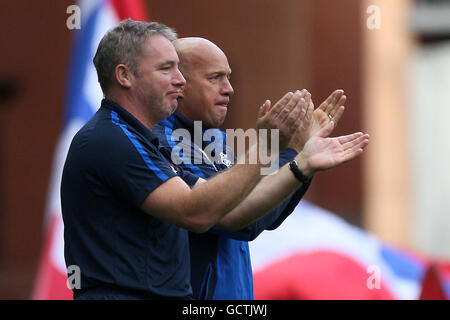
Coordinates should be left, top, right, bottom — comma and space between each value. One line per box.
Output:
289, 160, 309, 184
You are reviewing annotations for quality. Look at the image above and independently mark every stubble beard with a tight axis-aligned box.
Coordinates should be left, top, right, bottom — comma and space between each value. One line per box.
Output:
140, 89, 173, 122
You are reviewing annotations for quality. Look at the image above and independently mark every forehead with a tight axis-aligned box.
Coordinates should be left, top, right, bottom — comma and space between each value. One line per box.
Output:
141, 34, 179, 64
193, 45, 231, 74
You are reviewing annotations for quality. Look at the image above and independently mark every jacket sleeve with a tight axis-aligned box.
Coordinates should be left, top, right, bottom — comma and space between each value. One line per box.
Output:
209, 148, 312, 241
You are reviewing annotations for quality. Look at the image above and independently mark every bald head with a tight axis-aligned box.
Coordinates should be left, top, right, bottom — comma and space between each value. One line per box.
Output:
173, 37, 223, 54
171, 37, 234, 128
173, 37, 228, 79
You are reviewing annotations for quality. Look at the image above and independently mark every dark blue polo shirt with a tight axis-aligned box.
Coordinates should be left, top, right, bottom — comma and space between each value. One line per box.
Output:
61, 99, 199, 299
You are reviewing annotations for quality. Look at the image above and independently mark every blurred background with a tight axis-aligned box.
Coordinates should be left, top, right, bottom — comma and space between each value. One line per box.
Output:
0, 0, 449, 299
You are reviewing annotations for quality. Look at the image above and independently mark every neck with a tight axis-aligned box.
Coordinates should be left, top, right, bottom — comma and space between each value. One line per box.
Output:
176, 103, 200, 126
106, 91, 156, 130
176, 102, 216, 130
175, 103, 189, 121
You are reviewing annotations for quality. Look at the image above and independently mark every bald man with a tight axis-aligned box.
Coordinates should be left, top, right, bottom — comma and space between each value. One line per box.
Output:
153, 37, 355, 299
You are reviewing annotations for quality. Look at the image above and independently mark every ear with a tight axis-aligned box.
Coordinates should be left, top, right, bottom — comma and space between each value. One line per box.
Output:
114, 64, 133, 89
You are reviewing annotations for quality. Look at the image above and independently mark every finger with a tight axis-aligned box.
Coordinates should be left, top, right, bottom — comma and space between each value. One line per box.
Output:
305, 93, 314, 123
325, 90, 344, 114
293, 102, 305, 129
304, 92, 312, 119
277, 90, 302, 123
292, 97, 306, 123
285, 96, 306, 134
294, 97, 310, 131
337, 94, 347, 108
355, 137, 370, 151
342, 133, 367, 150
317, 120, 334, 138
301, 98, 308, 118
269, 92, 293, 117
274, 92, 298, 120
258, 100, 271, 119
319, 93, 333, 112
331, 106, 345, 126
343, 137, 370, 157
341, 148, 364, 163
299, 90, 308, 115
330, 95, 346, 118
342, 136, 369, 159
300, 89, 308, 99
337, 132, 364, 145
353, 135, 370, 150
343, 138, 369, 159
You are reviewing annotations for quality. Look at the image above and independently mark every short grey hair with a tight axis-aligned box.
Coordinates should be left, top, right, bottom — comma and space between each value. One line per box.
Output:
93, 19, 178, 94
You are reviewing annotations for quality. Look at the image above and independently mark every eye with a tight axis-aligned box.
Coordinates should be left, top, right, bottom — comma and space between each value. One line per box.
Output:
159, 64, 174, 73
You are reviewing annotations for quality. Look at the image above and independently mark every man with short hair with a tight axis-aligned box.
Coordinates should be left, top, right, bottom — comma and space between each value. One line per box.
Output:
153, 37, 363, 299
62, 19, 369, 300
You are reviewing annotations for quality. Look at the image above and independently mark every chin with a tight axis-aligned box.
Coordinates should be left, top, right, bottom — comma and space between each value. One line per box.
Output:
165, 101, 178, 116
208, 119, 224, 129
169, 108, 177, 116
216, 115, 226, 127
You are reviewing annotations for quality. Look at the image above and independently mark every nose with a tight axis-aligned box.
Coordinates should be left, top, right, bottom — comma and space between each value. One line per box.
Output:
221, 78, 234, 96
173, 67, 186, 87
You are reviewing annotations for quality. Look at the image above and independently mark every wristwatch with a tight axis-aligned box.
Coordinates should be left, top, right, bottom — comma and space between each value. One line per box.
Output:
289, 160, 309, 184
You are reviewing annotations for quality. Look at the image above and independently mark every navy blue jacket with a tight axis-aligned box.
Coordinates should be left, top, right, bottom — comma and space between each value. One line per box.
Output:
153, 111, 311, 299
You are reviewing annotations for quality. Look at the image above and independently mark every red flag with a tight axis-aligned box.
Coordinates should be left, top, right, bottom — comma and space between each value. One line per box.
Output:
111, 0, 148, 21
250, 201, 428, 300
31, 0, 148, 300
420, 263, 450, 300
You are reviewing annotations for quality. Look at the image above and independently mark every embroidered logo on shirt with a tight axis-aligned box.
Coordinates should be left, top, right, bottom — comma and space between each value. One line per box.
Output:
219, 152, 232, 168
168, 162, 179, 175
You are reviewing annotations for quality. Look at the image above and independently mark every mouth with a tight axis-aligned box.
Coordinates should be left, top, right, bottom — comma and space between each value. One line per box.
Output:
215, 100, 229, 108
167, 90, 182, 98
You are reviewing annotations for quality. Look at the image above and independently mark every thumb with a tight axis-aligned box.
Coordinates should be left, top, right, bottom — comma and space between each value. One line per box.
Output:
317, 120, 334, 138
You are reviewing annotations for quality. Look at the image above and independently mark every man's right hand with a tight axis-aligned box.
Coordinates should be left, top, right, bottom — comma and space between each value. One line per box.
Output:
256, 90, 307, 151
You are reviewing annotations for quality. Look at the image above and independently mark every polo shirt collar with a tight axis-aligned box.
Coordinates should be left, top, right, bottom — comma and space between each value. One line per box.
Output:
167, 111, 226, 150
101, 98, 161, 146
169, 111, 196, 134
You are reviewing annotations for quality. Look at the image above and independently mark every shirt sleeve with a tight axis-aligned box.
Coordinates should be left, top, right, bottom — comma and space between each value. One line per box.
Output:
179, 167, 200, 188
209, 148, 312, 241
92, 125, 180, 209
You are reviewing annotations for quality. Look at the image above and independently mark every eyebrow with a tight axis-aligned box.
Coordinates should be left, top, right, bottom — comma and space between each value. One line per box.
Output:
207, 69, 232, 77
158, 60, 179, 67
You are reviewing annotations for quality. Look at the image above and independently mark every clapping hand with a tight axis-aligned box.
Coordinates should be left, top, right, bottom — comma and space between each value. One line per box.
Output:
288, 89, 346, 152
296, 121, 370, 177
